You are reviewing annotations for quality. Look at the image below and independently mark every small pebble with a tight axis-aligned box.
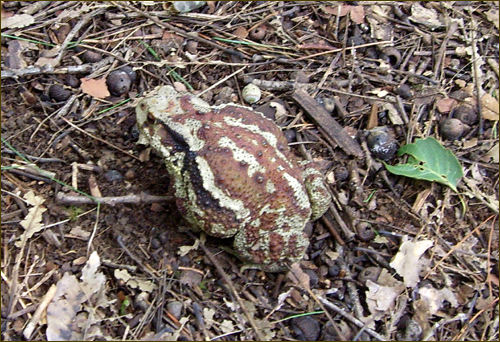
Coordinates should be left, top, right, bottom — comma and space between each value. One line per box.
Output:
65, 74, 81, 88
104, 170, 123, 182
335, 166, 349, 182
395, 84, 413, 99
158, 232, 169, 244
316, 97, 335, 113
328, 264, 341, 277
358, 266, 382, 284
242, 84, 261, 104
124, 169, 135, 180
167, 301, 183, 320
151, 238, 161, 250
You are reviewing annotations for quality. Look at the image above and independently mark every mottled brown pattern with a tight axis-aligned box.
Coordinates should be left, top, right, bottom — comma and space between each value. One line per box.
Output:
136, 86, 331, 271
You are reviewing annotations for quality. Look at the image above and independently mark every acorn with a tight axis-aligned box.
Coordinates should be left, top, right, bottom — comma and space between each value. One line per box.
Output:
106, 68, 135, 96
65, 74, 80, 88
242, 84, 261, 104
49, 84, 72, 102
249, 25, 267, 41
81, 50, 102, 63
366, 126, 398, 161
440, 118, 465, 140
358, 266, 382, 284
395, 84, 413, 99
453, 104, 477, 125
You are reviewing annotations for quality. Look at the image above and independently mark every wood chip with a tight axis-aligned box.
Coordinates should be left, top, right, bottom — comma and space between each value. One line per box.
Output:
292, 88, 364, 158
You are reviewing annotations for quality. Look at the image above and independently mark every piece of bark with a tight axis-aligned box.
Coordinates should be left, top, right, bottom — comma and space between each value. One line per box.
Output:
292, 88, 364, 159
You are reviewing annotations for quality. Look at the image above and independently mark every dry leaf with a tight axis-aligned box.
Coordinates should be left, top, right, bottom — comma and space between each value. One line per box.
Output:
350, 5, 365, 24
16, 191, 47, 248
178, 238, 200, 256
46, 252, 108, 341
288, 263, 311, 291
389, 237, 433, 288
485, 8, 499, 30
203, 308, 216, 329
114, 269, 158, 292
321, 4, 352, 16
419, 284, 458, 315
35, 57, 59, 68
365, 280, 405, 320
1, 13, 34, 29
481, 93, 499, 121
57, 3, 91, 20
180, 269, 203, 288
80, 78, 111, 98
485, 143, 499, 163
436, 98, 458, 114
408, 2, 442, 28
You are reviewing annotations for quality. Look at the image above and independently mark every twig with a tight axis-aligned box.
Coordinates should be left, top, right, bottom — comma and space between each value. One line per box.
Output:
432, 21, 459, 82
293, 40, 392, 61
191, 231, 266, 341
292, 88, 364, 158
56, 192, 172, 205
23, 284, 58, 340
317, 295, 387, 341
1, 63, 95, 79
55, 7, 106, 66
116, 235, 157, 278
197, 66, 247, 97
469, 9, 485, 135
115, 2, 244, 59
61, 117, 140, 161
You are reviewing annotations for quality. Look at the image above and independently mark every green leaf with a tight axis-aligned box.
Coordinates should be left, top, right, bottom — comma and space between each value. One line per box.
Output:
383, 137, 463, 192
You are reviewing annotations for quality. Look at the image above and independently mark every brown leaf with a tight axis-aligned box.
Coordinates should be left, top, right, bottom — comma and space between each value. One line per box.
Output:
436, 98, 457, 114
80, 78, 111, 98
350, 6, 365, 24
322, 5, 352, 17
481, 93, 499, 121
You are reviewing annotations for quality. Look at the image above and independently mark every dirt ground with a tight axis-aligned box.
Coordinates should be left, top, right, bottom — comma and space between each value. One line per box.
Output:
1, 1, 499, 341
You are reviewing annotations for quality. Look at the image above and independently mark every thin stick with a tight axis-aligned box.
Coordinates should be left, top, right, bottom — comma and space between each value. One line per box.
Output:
197, 66, 246, 97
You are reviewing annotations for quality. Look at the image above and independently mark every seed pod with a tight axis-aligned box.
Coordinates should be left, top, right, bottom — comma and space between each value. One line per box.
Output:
453, 104, 477, 125
366, 126, 398, 161
81, 50, 102, 63
395, 84, 413, 99
242, 84, 261, 104
65, 74, 80, 88
106, 69, 132, 96
358, 266, 382, 284
119, 66, 137, 84
440, 118, 465, 140
249, 25, 266, 41
49, 84, 72, 102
